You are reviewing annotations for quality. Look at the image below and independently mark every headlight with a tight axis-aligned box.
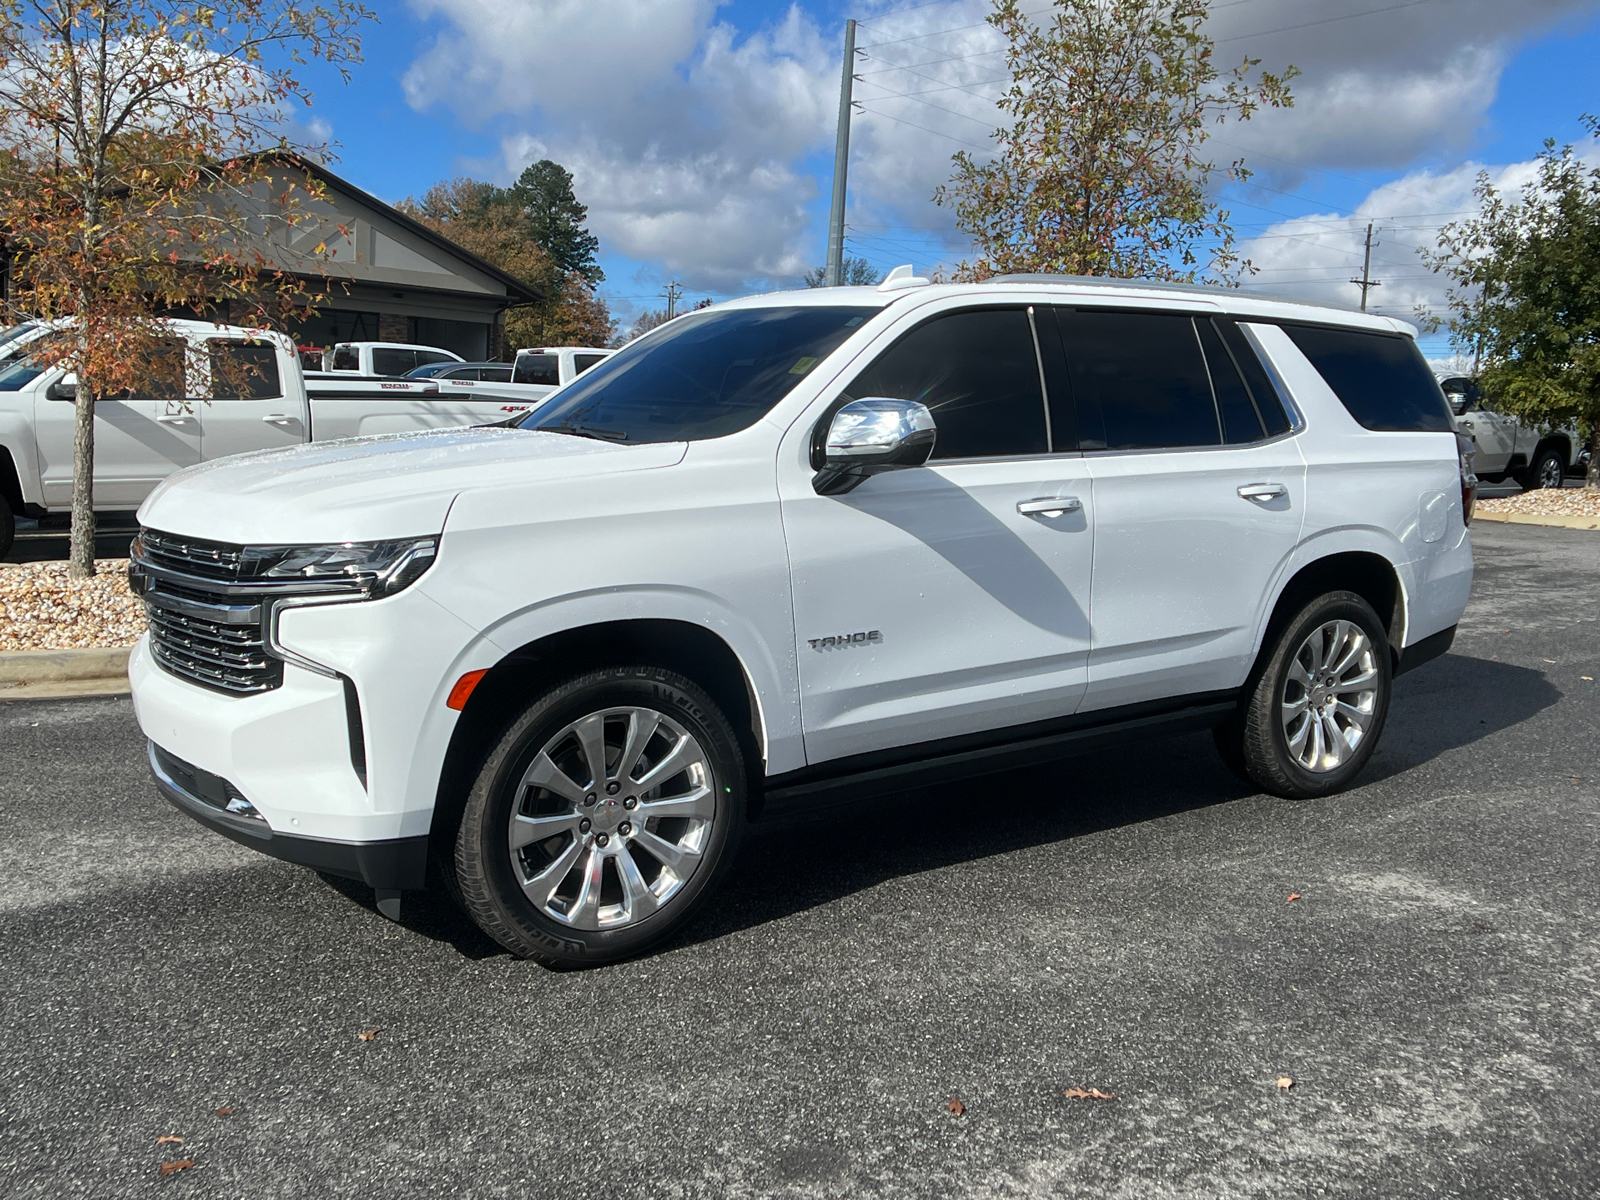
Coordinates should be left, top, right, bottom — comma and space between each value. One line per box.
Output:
253, 536, 439, 598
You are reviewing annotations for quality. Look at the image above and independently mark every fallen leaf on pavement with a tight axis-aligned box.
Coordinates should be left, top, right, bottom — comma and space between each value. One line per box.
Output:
1063, 1087, 1116, 1100
157, 1160, 196, 1177
1286, 893, 1301, 903
214, 1107, 234, 1117
1277, 1076, 1294, 1090
357, 1029, 380, 1042
155, 1136, 183, 1145
1542, 658, 1557, 664
947, 1097, 965, 1116
1582, 676, 1594, 682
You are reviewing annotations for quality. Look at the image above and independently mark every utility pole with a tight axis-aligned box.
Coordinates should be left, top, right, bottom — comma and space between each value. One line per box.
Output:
1350, 222, 1381, 312
825, 19, 858, 287
663, 280, 682, 321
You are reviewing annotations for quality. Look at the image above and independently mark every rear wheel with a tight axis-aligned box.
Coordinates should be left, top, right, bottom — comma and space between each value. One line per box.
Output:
1217, 591, 1392, 799
452, 665, 746, 968
1519, 447, 1566, 491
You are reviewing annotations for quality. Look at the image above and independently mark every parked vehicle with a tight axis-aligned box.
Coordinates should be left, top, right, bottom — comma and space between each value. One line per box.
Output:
407, 361, 515, 382
511, 346, 613, 387
1440, 375, 1582, 490
128, 274, 1473, 967
326, 342, 463, 377
0, 320, 536, 559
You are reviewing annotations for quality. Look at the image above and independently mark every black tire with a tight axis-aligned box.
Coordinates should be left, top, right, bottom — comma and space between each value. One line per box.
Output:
1218, 591, 1392, 799
452, 665, 747, 968
1518, 447, 1566, 491
0, 491, 13, 561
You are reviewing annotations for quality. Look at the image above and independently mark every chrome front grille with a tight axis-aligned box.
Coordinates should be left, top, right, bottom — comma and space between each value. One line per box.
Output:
146, 604, 282, 694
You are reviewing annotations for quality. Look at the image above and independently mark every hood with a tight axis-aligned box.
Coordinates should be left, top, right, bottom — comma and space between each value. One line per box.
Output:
137, 425, 686, 544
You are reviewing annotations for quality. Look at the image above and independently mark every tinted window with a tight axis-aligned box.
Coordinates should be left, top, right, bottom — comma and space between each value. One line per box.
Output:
0, 336, 63, 391
372, 348, 418, 376
514, 354, 560, 386
1195, 319, 1264, 444
574, 353, 608, 375
526, 306, 876, 444
1059, 310, 1219, 450
209, 341, 281, 400
1219, 320, 1292, 436
846, 308, 1047, 460
415, 350, 455, 367
331, 345, 359, 371
1281, 324, 1451, 432
482, 365, 514, 382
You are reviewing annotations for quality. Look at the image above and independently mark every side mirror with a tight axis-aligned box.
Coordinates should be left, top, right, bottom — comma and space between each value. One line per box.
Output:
46, 377, 77, 402
1446, 393, 1469, 417
812, 397, 937, 496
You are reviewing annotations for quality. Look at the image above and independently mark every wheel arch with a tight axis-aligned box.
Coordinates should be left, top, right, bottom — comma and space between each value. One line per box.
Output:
1255, 549, 1406, 680
1531, 434, 1573, 466
0, 444, 22, 512
429, 618, 768, 849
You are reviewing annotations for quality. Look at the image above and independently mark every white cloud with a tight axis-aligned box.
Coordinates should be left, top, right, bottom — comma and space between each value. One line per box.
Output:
1234, 155, 1563, 321
398, 0, 1600, 293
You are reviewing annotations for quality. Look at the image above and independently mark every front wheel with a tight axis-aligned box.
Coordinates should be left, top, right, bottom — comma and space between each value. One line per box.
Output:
1217, 591, 1392, 799
452, 665, 747, 968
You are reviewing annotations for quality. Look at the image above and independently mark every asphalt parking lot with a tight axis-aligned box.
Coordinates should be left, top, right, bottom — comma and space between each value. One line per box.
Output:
1, 519, 1596, 1199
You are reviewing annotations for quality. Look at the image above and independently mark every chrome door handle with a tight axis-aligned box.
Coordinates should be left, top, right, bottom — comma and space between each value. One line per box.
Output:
1237, 483, 1288, 503
1017, 496, 1082, 518
262, 413, 297, 424
156, 413, 194, 424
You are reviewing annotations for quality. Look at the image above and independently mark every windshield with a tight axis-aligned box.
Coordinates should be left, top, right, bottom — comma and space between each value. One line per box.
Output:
520, 306, 878, 443
0, 336, 63, 391
0, 323, 39, 357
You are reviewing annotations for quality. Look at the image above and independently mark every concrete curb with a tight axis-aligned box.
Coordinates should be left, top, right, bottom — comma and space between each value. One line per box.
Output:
0, 647, 133, 701
1474, 510, 1600, 530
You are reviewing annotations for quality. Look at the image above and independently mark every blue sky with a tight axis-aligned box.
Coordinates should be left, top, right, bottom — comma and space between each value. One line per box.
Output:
295, 0, 1600, 351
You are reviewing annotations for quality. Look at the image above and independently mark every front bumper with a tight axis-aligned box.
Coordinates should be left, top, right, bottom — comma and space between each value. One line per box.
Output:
149, 740, 429, 890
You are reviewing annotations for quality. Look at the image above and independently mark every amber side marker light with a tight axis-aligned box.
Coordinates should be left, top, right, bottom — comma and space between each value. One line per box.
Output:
447, 669, 488, 710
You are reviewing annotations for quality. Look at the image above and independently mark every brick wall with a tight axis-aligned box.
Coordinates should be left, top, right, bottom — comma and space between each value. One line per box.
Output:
378, 313, 409, 343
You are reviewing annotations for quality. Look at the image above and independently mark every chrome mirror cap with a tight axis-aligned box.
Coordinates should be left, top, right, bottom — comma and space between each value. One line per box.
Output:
813, 397, 937, 495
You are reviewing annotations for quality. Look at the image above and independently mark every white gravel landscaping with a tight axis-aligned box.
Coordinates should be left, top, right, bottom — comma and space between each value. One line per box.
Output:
0, 560, 146, 651
1477, 487, 1600, 518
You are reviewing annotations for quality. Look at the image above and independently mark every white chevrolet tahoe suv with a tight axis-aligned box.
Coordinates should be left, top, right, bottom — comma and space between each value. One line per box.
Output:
127, 275, 1475, 967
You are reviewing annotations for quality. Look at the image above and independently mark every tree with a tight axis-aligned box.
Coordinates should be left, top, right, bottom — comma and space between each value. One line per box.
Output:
0, 0, 371, 577
1424, 118, 1600, 490
804, 257, 881, 287
510, 160, 602, 285
400, 172, 615, 352
627, 309, 670, 341
934, 0, 1294, 283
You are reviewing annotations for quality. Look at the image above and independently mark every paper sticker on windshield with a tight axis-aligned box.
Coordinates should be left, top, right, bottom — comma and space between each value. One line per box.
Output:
789, 356, 819, 375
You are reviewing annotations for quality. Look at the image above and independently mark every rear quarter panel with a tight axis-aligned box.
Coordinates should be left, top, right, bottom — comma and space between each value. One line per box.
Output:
1248, 323, 1472, 649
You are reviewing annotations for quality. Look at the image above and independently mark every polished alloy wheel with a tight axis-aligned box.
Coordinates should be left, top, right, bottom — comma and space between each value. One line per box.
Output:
1539, 454, 1565, 489
1281, 620, 1379, 773
507, 706, 716, 930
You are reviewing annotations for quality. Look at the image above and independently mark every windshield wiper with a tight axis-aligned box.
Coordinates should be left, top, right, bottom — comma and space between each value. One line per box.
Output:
538, 421, 629, 442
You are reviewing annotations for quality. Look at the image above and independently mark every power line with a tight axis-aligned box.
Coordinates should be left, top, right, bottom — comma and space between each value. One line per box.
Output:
854, 104, 992, 149
1216, 0, 1439, 43
856, 79, 999, 127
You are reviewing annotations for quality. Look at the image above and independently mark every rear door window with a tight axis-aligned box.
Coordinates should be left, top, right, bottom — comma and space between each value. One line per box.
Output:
1280, 324, 1452, 432
1195, 319, 1265, 444
208, 341, 282, 400
482, 365, 514, 382
371, 348, 418, 376
845, 307, 1048, 460
514, 354, 561, 386
1057, 309, 1220, 450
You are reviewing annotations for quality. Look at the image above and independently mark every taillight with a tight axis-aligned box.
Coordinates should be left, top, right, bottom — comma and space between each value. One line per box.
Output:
1457, 432, 1478, 526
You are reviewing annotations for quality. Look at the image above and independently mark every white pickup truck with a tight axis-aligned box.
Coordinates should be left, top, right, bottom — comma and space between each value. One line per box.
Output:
1440, 375, 1584, 490
0, 319, 542, 558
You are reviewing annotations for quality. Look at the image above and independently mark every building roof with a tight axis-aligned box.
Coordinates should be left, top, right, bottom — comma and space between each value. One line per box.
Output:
267, 152, 544, 307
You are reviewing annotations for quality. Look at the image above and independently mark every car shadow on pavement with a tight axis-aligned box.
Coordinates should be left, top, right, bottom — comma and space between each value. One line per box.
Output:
314, 651, 1559, 963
